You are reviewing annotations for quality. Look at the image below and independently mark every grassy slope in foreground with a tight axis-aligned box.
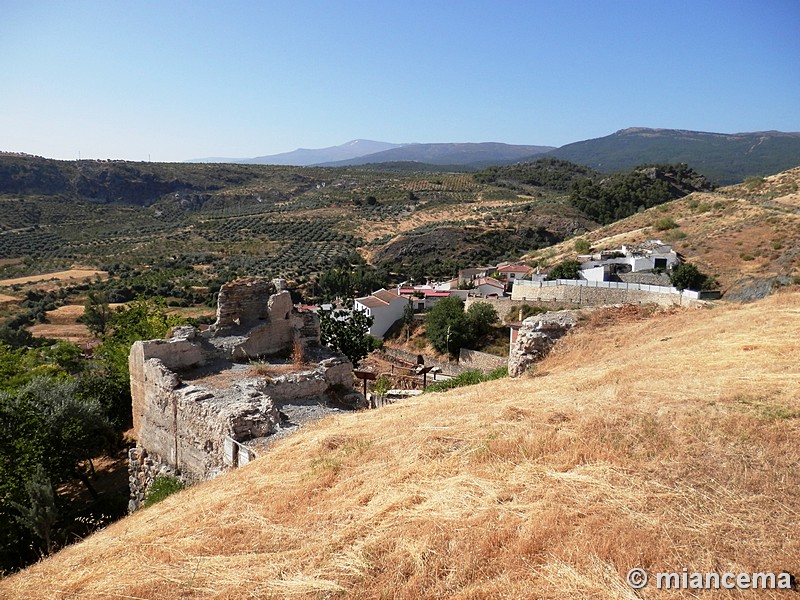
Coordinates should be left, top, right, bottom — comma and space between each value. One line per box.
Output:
2, 292, 799, 599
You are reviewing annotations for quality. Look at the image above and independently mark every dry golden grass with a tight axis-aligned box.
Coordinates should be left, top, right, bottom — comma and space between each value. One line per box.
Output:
0, 269, 107, 287
0, 293, 17, 305
26, 304, 125, 343
2, 290, 799, 599
526, 167, 800, 292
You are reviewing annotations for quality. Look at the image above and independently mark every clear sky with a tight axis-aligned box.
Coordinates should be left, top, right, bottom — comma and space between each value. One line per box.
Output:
2, 0, 799, 162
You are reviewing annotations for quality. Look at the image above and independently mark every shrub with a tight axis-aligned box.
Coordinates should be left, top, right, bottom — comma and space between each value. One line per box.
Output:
744, 176, 765, 190
653, 216, 678, 231
663, 230, 687, 241
545, 260, 582, 281
373, 375, 391, 395
143, 474, 185, 508
425, 366, 507, 393
573, 239, 591, 254
670, 263, 711, 292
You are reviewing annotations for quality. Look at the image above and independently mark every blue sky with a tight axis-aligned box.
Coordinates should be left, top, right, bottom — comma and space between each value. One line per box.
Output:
2, 0, 798, 162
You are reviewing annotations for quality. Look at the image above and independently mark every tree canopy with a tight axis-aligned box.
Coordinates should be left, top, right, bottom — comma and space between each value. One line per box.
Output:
425, 298, 499, 357
319, 308, 377, 366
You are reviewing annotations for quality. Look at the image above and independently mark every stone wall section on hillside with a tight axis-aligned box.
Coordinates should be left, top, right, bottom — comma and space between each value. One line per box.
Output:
128, 277, 355, 511
511, 281, 709, 307
458, 348, 507, 372
508, 310, 578, 377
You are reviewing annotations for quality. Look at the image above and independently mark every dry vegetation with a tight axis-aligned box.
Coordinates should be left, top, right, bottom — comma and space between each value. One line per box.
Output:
527, 167, 800, 292
2, 290, 799, 599
0, 269, 107, 288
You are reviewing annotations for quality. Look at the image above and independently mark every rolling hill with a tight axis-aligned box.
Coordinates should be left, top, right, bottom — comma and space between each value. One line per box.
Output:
526, 166, 800, 300
179, 128, 800, 184
1, 289, 797, 598
546, 128, 800, 185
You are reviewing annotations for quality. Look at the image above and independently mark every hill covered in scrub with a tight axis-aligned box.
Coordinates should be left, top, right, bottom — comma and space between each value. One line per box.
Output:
531, 166, 800, 298
547, 128, 800, 185
1, 290, 798, 599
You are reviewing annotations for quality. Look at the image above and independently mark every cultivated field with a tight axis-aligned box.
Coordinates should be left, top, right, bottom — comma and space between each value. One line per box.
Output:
0, 269, 107, 287
2, 289, 798, 598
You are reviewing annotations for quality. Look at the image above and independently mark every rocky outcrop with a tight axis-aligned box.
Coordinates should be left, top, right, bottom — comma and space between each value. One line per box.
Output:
508, 310, 578, 377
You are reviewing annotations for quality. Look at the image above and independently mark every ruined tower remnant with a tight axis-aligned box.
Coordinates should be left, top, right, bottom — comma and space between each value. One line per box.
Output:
127, 278, 355, 511
507, 310, 578, 377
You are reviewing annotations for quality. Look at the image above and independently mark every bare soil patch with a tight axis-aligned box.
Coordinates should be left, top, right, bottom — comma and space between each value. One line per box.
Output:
28, 323, 92, 343
0, 293, 18, 305
0, 268, 107, 287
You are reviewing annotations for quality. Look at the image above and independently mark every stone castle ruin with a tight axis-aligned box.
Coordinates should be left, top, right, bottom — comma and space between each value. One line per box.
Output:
128, 278, 356, 511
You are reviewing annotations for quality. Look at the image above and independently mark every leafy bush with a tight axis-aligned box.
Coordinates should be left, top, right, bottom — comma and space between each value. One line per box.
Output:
425, 366, 507, 393
653, 216, 678, 231
670, 263, 713, 291
545, 260, 582, 280
573, 239, 591, 254
143, 475, 185, 508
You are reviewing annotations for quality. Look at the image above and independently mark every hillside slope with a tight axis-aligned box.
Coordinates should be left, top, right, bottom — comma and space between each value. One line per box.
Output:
2, 291, 798, 599
547, 128, 800, 184
531, 166, 800, 297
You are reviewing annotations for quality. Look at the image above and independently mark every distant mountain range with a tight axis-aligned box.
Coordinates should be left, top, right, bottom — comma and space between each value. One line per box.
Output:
315, 142, 556, 168
187, 140, 404, 166
188, 128, 800, 185
189, 141, 554, 169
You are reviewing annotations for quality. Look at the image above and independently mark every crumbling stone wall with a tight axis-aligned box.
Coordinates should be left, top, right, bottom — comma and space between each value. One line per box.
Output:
213, 277, 273, 332
128, 277, 354, 507
508, 310, 578, 377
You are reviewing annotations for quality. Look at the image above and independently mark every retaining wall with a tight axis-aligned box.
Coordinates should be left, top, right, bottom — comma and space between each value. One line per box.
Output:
458, 348, 507, 372
511, 279, 714, 307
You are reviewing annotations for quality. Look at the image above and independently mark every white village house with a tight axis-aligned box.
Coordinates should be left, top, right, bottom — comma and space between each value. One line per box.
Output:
471, 276, 505, 297
577, 240, 680, 282
354, 288, 410, 338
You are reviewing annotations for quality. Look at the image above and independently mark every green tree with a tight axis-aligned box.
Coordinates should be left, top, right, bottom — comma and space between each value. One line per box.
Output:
94, 299, 185, 429
466, 302, 499, 338
10, 465, 58, 555
0, 376, 115, 569
546, 260, 582, 280
79, 291, 113, 337
425, 297, 473, 356
670, 263, 708, 292
319, 308, 375, 366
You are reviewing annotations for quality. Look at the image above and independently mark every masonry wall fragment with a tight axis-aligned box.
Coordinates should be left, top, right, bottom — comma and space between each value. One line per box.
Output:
128, 277, 355, 511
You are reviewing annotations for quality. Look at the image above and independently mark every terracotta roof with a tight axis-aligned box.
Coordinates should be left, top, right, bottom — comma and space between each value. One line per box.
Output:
356, 296, 386, 309
497, 264, 531, 272
373, 289, 406, 304
473, 277, 504, 288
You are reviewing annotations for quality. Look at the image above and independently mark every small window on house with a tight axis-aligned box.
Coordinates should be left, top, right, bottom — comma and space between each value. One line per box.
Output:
654, 258, 668, 269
